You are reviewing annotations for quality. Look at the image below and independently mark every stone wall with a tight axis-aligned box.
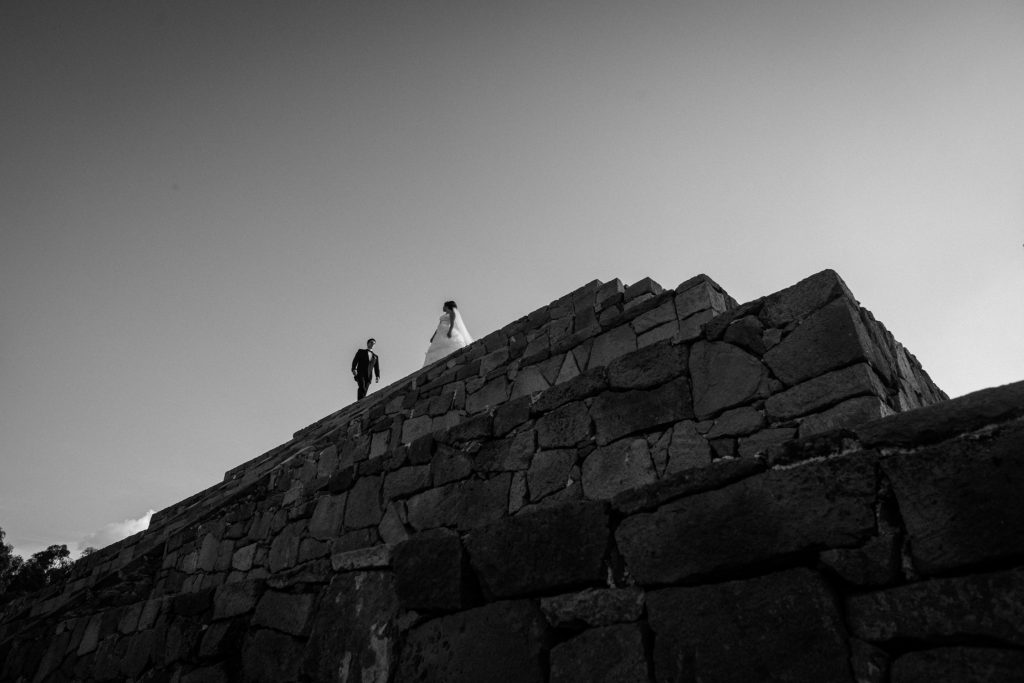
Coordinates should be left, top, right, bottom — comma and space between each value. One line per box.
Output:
0, 269, 981, 683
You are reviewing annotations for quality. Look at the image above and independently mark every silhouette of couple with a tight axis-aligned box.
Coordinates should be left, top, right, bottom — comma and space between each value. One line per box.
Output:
351, 301, 473, 400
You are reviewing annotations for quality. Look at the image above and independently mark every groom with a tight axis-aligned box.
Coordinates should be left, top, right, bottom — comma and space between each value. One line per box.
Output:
351, 338, 380, 400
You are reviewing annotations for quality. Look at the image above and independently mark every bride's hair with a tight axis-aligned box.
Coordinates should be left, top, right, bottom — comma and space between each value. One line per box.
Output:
444, 300, 457, 310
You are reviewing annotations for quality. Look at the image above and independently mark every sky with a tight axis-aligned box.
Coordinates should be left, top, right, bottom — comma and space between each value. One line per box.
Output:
2, 0, 1022, 560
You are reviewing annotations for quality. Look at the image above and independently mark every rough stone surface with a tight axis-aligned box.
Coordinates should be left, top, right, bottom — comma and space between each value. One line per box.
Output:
591, 377, 692, 445
889, 647, 1024, 683
606, 342, 686, 390
587, 324, 637, 370
689, 341, 765, 419
549, 623, 649, 683
527, 449, 576, 501
847, 567, 1024, 646
392, 533, 469, 612
798, 396, 893, 438
764, 298, 881, 386
647, 568, 853, 683
536, 400, 592, 448
766, 362, 888, 420
539, 588, 644, 627
581, 438, 656, 500
617, 455, 876, 583
760, 268, 851, 327
302, 571, 399, 683
465, 501, 609, 598
881, 421, 1024, 574
395, 600, 549, 683
251, 591, 314, 636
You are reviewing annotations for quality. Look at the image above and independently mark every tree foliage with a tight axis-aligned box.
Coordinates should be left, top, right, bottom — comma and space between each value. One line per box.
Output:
0, 526, 73, 599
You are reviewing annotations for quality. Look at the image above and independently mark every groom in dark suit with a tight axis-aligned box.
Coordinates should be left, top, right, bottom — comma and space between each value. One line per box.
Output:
351, 338, 380, 400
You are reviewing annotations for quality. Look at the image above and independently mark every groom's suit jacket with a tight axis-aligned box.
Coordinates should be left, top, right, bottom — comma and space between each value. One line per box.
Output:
351, 349, 380, 380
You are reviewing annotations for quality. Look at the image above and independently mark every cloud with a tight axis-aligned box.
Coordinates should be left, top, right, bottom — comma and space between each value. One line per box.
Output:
78, 510, 155, 552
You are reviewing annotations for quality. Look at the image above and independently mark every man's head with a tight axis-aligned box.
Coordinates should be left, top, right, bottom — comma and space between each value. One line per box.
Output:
366, 338, 376, 349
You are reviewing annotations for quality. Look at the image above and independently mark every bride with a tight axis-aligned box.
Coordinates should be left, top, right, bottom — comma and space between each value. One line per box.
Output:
423, 300, 473, 366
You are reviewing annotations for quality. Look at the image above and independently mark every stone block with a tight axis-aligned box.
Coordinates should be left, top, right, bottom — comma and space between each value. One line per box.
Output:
267, 527, 301, 573
674, 275, 728, 318
689, 341, 766, 419
632, 298, 676, 335
536, 400, 592, 448
308, 493, 347, 539
760, 268, 853, 327
722, 314, 766, 355
540, 587, 645, 627
587, 324, 636, 370
550, 624, 649, 683
396, 600, 549, 683
407, 433, 435, 465
231, 543, 257, 572
819, 532, 902, 587
637, 320, 680, 348
595, 278, 624, 307
302, 571, 399, 683
677, 308, 715, 341
527, 448, 576, 501
607, 341, 687, 390
704, 405, 764, 439
889, 647, 1024, 683
331, 543, 394, 571
431, 445, 473, 486
766, 363, 888, 421
406, 474, 512, 532
466, 375, 509, 413
369, 429, 390, 459
880, 421, 1024, 574
493, 394, 531, 436
401, 414, 434, 444
764, 297, 888, 386
251, 591, 315, 636
344, 475, 382, 529
393, 532, 470, 611
591, 377, 692, 445
737, 427, 797, 458
857, 381, 1021, 449
241, 629, 305, 682
616, 454, 876, 583
647, 568, 852, 683
382, 465, 431, 500
533, 367, 608, 413
465, 501, 609, 598
847, 567, 1024, 646
213, 579, 263, 620
582, 438, 657, 500
665, 420, 712, 473
798, 396, 893, 438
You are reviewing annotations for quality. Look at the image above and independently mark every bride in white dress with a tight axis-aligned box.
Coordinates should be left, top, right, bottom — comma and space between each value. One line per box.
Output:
423, 300, 473, 366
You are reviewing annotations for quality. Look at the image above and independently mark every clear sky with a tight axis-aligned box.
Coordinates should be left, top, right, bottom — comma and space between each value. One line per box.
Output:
2, 0, 1022, 559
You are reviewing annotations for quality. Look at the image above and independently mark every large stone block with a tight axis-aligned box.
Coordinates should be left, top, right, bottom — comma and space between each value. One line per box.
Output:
540, 588, 645, 627
759, 268, 853, 327
251, 591, 315, 636
527, 449, 576, 501
689, 341, 765, 419
591, 377, 692, 445
241, 629, 305, 683
616, 454, 876, 583
466, 375, 509, 414
798, 396, 893, 439
587, 324, 637, 370
765, 363, 888, 420
880, 421, 1024, 574
890, 647, 1024, 683
392, 532, 470, 612
382, 465, 431, 501
846, 567, 1024, 646
581, 438, 657, 500
465, 501, 609, 598
606, 342, 687, 390
213, 580, 263, 620
764, 297, 889, 386
536, 400, 592, 448
344, 475, 383, 529
647, 568, 852, 683
395, 600, 549, 683
308, 493, 347, 539
549, 624, 649, 683
302, 571, 399, 683
406, 474, 512, 532
674, 275, 728, 319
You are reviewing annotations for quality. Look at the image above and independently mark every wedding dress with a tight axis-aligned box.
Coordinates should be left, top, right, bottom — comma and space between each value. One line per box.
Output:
423, 308, 473, 366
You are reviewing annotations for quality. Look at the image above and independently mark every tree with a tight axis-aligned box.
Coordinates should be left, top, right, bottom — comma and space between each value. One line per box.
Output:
5, 544, 72, 594
0, 526, 20, 594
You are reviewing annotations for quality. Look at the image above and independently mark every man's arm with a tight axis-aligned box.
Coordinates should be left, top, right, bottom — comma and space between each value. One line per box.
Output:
374, 356, 381, 381
351, 350, 361, 374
